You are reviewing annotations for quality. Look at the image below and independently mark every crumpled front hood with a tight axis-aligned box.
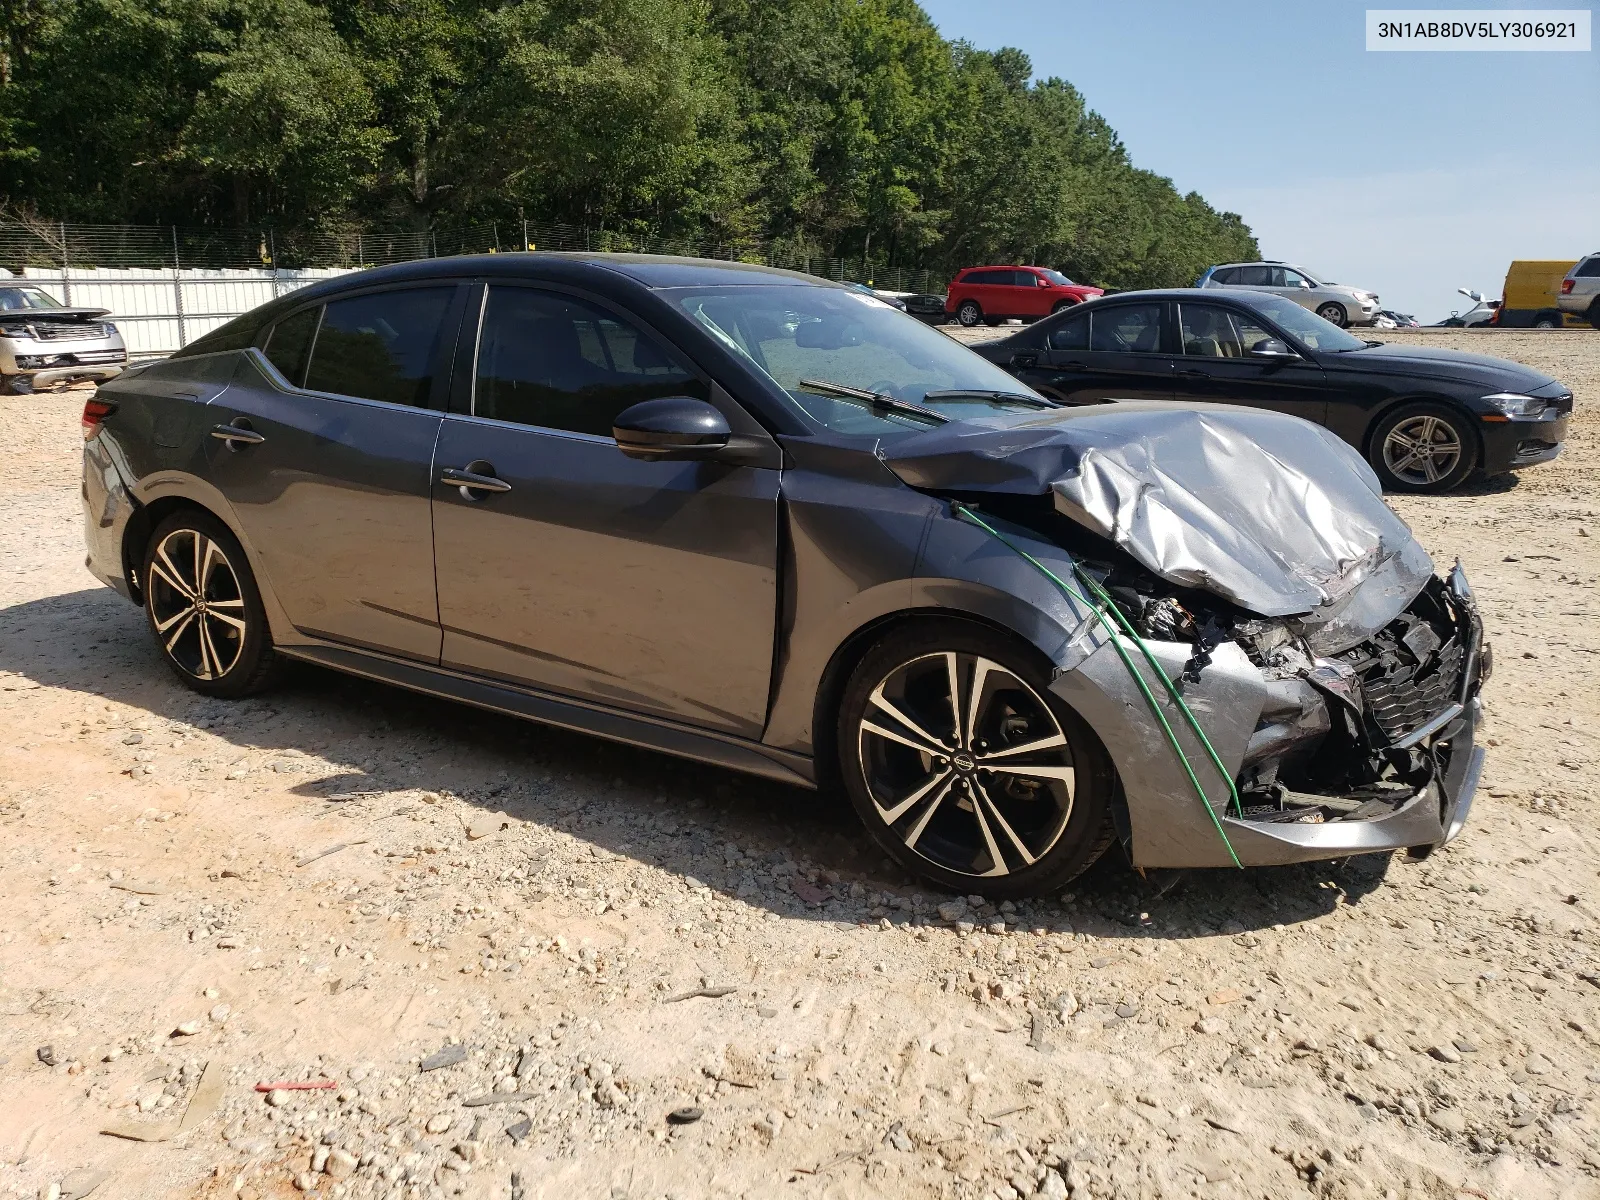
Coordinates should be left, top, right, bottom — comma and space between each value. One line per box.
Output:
884, 402, 1435, 647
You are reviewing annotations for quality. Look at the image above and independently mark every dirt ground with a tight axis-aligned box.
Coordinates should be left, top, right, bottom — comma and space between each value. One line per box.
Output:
1, 329, 1597, 1200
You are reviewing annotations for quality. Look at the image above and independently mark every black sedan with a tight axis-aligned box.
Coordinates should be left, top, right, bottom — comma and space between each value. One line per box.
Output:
82, 256, 1486, 894
972, 288, 1573, 492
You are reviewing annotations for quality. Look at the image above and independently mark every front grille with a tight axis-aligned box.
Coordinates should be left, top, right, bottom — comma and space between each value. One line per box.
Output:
1338, 582, 1468, 745
33, 321, 112, 341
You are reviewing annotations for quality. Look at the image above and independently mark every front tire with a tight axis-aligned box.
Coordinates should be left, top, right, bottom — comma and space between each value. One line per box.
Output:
836, 620, 1115, 899
1316, 302, 1349, 327
143, 510, 281, 697
956, 300, 983, 327
1050, 300, 1077, 315
1369, 402, 1477, 493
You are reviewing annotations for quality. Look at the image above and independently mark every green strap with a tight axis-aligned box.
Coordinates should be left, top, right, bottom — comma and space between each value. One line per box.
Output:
950, 502, 1242, 868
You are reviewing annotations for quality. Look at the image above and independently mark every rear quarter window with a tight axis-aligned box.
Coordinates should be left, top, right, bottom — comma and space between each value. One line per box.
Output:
1576, 257, 1600, 278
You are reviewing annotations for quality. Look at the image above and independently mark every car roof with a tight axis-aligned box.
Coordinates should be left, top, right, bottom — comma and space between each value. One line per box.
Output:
1059, 287, 1288, 308
284, 252, 835, 301
960, 264, 1046, 272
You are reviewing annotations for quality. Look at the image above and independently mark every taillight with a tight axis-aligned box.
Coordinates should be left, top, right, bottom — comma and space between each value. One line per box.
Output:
82, 397, 116, 439
1562, 279, 1575, 294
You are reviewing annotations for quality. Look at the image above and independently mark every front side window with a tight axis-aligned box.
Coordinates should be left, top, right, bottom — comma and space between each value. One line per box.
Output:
1039, 269, 1074, 286
1243, 296, 1366, 352
1009, 270, 1039, 287
474, 287, 704, 437
0, 286, 64, 311
1090, 304, 1164, 354
1271, 267, 1309, 288
674, 284, 1046, 434
1178, 304, 1244, 357
303, 287, 454, 407
262, 306, 320, 387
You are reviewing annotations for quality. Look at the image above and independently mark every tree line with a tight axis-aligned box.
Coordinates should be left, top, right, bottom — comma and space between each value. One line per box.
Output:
0, 0, 1258, 288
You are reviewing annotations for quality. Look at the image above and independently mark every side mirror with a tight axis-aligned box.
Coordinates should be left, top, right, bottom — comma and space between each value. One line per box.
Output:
1249, 338, 1297, 359
613, 397, 730, 461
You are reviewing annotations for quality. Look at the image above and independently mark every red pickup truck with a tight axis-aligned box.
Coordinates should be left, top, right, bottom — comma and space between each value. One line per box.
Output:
946, 266, 1103, 327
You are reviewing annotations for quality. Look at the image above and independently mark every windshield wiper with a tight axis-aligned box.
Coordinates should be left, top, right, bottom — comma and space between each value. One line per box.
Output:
921, 388, 1057, 409
797, 378, 947, 425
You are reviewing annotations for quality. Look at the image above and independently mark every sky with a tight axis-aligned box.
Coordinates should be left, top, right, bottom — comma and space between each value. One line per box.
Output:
919, 0, 1600, 322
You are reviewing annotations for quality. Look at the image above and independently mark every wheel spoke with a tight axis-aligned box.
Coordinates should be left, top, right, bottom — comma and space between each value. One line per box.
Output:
162, 609, 197, 653
153, 602, 197, 635
967, 788, 1011, 877
973, 781, 1036, 867
151, 548, 195, 601
867, 683, 949, 756
197, 536, 222, 599
964, 658, 992, 754
1422, 452, 1441, 483
198, 616, 226, 679
206, 597, 245, 609
878, 768, 953, 825
903, 776, 957, 850
944, 652, 965, 747
981, 762, 1077, 796
976, 731, 1067, 761
862, 719, 945, 758
207, 608, 248, 632
192, 533, 206, 602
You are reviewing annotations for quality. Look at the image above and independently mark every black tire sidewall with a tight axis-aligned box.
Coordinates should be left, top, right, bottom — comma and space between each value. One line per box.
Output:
143, 510, 275, 697
957, 301, 982, 327
836, 619, 1115, 900
1367, 402, 1478, 493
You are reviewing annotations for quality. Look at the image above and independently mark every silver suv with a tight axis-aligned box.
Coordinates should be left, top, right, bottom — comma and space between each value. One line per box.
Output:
1198, 261, 1379, 327
1558, 253, 1600, 329
0, 282, 127, 394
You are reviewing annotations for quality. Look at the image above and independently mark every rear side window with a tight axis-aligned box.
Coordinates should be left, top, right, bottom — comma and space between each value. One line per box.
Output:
262, 307, 320, 387
1577, 257, 1600, 278
174, 313, 261, 357
474, 286, 705, 437
303, 288, 455, 407
964, 270, 1003, 285
1090, 304, 1164, 354
1236, 265, 1271, 286
1209, 267, 1238, 285
1046, 311, 1089, 351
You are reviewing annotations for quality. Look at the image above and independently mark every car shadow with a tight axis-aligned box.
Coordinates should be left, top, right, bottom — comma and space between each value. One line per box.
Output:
1, 587, 1395, 939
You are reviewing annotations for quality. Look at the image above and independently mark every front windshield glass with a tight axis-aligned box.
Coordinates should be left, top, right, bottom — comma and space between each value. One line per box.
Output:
1248, 295, 1367, 352
0, 286, 65, 311
1039, 269, 1074, 286
672, 284, 1048, 433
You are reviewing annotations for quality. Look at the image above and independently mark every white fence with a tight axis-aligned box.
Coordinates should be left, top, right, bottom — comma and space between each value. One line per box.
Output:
19, 266, 355, 359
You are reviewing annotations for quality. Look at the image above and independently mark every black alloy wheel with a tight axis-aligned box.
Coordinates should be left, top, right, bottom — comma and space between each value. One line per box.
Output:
837, 621, 1115, 899
1368, 402, 1477, 493
1316, 302, 1349, 327
956, 300, 983, 327
143, 511, 280, 697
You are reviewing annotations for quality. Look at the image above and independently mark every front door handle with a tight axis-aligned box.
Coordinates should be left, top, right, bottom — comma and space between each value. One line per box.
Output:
210, 421, 265, 448
1009, 352, 1038, 370
440, 465, 512, 497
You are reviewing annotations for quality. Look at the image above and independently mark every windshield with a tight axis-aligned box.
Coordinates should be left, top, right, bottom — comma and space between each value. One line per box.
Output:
672, 284, 1047, 433
1247, 295, 1367, 352
0, 286, 65, 312
1039, 269, 1074, 286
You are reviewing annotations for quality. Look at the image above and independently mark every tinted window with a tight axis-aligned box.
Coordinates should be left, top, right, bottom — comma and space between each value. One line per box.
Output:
1208, 267, 1238, 285
1046, 311, 1089, 351
262, 306, 320, 387
1235, 265, 1271, 286
475, 287, 704, 437
175, 312, 262, 356
964, 270, 1003, 285
1008, 271, 1037, 287
1090, 304, 1164, 354
1178, 304, 1244, 357
1577, 257, 1600, 278
303, 287, 454, 406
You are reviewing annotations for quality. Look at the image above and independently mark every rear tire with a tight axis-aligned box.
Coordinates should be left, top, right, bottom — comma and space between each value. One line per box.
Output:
1589, 303, 1600, 332
836, 620, 1116, 900
1532, 313, 1561, 330
956, 300, 983, 327
1368, 402, 1477, 493
1316, 302, 1349, 327
142, 510, 282, 698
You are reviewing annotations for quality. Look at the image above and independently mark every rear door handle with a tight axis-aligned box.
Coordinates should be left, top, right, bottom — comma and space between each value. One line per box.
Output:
440, 466, 512, 495
210, 422, 265, 447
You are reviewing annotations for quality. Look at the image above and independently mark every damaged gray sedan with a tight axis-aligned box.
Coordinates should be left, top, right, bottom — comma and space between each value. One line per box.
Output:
83, 256, 1487, 898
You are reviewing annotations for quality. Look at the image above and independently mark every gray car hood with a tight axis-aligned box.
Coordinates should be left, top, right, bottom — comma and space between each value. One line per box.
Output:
884, 402, 1434, 650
